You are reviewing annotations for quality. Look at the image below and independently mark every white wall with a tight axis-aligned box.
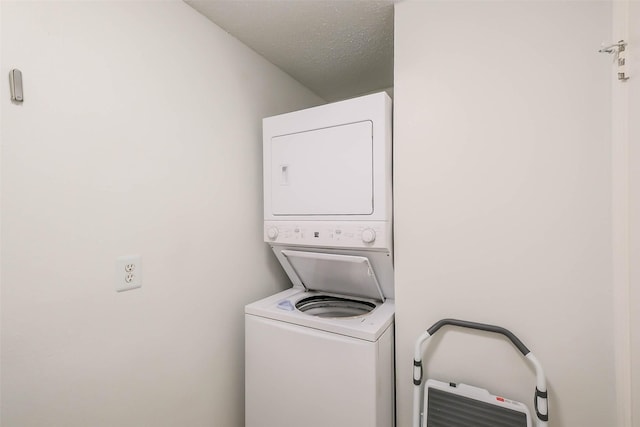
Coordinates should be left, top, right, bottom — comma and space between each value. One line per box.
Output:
0, 2, 323, 426
394, 2, 615, 426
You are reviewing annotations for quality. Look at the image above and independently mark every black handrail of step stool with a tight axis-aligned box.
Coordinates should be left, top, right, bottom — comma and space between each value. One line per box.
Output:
427, 318, 531, 356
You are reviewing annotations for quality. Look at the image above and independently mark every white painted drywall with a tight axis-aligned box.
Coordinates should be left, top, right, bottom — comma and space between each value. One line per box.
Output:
186, 0, 394, 102
0, 2, 323, 426
394, 2, 615, 426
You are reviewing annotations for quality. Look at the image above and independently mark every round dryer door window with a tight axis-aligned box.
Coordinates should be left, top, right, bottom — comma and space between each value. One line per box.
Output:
295, 295, 376, 318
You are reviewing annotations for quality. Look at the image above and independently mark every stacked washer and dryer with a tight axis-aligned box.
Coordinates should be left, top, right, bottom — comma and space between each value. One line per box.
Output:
245, 92, 394, 427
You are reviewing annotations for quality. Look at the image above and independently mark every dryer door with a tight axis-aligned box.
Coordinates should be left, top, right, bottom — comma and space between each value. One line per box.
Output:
270, 121, 373, 216
278, 250, 385, 302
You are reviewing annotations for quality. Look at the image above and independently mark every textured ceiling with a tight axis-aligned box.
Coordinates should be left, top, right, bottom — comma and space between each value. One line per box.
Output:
186, 0, 394, 101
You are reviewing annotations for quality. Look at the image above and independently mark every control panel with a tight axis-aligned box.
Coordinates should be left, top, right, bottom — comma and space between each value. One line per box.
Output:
264, 220, 391, 250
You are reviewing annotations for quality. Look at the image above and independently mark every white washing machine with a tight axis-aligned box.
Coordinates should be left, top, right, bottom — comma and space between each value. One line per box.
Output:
246, 92, 394, 427
245, 288, 394, 427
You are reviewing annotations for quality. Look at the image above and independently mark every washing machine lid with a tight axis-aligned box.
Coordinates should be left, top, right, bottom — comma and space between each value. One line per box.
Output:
279, 250, 385, 302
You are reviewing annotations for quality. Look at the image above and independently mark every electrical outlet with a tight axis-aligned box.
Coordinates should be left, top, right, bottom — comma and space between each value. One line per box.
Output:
116, 255, 142, 292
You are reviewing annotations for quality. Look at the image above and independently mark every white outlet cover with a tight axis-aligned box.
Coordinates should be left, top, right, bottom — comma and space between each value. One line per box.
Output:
116, 255, 142, 292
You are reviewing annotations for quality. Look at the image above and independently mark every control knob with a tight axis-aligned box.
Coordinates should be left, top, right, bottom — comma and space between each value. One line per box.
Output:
266, 227, 279, 240
361, 228, 376, 244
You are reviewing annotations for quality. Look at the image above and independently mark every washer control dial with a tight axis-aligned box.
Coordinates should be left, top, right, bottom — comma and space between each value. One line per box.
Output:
266, 227, 279, 240
361, 228, 376, 244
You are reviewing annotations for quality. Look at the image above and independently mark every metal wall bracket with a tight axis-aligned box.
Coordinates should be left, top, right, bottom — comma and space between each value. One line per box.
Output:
599, 40, 630, 81
9, 69, 24, 102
